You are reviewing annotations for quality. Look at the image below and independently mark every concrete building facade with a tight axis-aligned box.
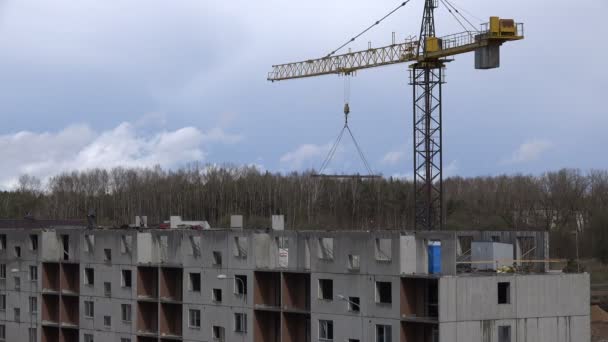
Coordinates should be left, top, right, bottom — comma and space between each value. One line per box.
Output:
0, 219, 590, 342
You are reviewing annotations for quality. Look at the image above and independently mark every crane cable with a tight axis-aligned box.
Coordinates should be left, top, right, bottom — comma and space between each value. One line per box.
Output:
444, 0, 483, 23
318, 76, 374, 176
440, 0, 479, 33
439, 0, 474, 33
326, 1, 412, 58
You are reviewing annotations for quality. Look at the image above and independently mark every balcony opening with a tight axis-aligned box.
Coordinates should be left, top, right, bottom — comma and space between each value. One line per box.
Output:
60, 327, 78, 342
42, 326, 59, 342
282, 273, 311, 311
60, 263, 79, 294
137, 266, 158, 299
160, 302, 182, 337
401, 278, 438, 320
281, 312, 311, 342
42, 263, 59, 292
42, 294, 59, 324
137, 337, 157, 342
59, 296, 79, 326
401, 322, 438, 342
254, 310, 280, 342
160, 267, 182, 301
137, 301, 158, 334
254, 271, 280, 308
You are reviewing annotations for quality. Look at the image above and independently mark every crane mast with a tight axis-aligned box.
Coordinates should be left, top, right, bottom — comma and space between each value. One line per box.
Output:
413, 0, 443, 230
268, 1, 524, 230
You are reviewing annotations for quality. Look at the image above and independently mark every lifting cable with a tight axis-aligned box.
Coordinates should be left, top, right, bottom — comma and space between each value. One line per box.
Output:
326, 1, 412, 58
440, 0, 479, 33
318, 75, 375, 176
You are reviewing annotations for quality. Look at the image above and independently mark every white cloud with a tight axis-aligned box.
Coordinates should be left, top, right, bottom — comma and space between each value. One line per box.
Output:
503, 139, 553, 164
0, 121, 243, 189
200, 127, 243, 145
382, 150, 406, 165
280, 143, 331, 170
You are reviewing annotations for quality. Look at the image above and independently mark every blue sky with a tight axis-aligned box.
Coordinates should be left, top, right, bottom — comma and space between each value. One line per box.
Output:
0, 0, 606, 188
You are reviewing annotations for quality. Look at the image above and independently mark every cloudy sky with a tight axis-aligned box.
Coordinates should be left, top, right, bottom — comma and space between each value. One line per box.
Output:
0, 0, 606, 188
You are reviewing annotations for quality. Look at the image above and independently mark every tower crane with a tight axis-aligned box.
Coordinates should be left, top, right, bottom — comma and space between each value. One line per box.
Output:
267, 0, 524, 230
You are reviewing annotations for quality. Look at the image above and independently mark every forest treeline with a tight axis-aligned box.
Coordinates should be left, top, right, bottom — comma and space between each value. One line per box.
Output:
1, 165, 607, 262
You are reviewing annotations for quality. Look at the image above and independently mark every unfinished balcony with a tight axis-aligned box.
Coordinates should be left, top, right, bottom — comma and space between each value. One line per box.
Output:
59, 263, 79, 295
282, 312, 311, 342
401, 277, 439, 342
160, 302, 182, 338
254, 271, 281, 310
254, 310, 280, 342
137, 301, 159, 335
401, 322, 439, 342
60, 327, 79, 342
138, 338, 158, 342
42, 263, 60, 293
42, 326, 59, 342
42, 294, 60, 325
137, 266, 158, 300
400, 278, 438, 322
59, 296, 79, 327
282, 273, 310, 312
160, 267, 182, 302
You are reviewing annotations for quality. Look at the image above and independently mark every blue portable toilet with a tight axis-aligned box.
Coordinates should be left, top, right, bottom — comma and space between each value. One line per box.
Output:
428, 241, 442, 274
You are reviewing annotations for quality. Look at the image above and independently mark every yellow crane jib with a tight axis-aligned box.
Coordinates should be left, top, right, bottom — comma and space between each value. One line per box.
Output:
267, 17, 523, 81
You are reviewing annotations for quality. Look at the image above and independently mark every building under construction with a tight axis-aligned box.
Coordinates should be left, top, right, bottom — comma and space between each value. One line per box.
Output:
0, 217, 590, 342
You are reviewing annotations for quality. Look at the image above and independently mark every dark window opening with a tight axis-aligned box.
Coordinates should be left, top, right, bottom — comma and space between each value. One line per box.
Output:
213, 288, 222, 302
84, 268, 94, 286
498, 282, 510, 304
62, 235, 69, 260
121, 270, 132, 288
376, 281, 392, 304
235, 275, 247, 295
14, 246, 21, 258
348, 297, 360, 312
319, 279, 333, 301
498, 326, 511, 342
189, 273, 201, 292
30, 235, 38, 251
104, 249, 112, 262
212, 251, 222, 266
